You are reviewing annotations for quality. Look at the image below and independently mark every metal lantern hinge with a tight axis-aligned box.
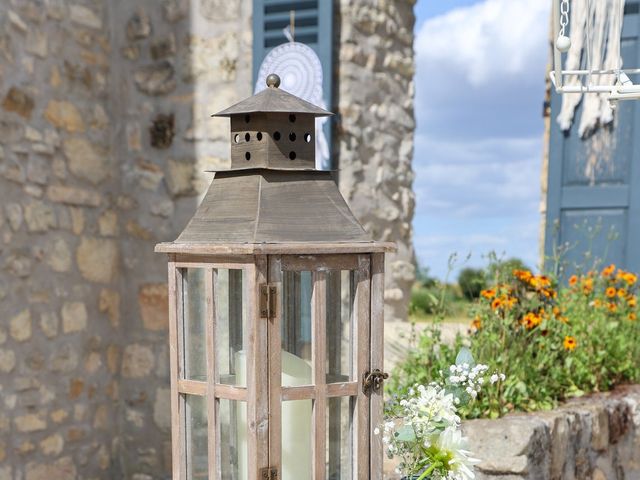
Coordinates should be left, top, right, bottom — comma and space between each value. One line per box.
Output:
261, 467, 278, 480
363, 369, 389, 394
259, 284, 277, 319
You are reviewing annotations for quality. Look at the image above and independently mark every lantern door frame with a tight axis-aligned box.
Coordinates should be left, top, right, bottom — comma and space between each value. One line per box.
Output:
166, 251, 385, 480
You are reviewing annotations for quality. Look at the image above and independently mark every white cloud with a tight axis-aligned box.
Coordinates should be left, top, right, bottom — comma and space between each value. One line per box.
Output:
412, 0, 550, 278
416, 0, 550, 87
413, 134, 542, 219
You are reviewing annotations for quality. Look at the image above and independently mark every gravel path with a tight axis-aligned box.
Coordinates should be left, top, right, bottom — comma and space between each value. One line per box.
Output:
383, 321, 469, 372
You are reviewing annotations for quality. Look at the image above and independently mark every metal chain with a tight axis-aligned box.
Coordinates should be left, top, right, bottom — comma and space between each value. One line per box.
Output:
560, 0, 570, 37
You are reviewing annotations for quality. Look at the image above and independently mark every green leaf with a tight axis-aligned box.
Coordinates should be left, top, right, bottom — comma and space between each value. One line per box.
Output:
456, 347, 475, 367
395, 425, 417, 442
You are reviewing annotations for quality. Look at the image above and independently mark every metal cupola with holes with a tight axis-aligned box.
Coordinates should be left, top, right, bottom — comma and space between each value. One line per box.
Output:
155, 74, 395, 480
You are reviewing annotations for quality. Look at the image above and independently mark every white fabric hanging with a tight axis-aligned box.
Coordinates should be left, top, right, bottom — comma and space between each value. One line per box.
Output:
556, 0, 626, 137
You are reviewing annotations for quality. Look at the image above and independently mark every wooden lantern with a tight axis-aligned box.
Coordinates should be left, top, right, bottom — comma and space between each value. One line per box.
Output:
155, 74, 395, 480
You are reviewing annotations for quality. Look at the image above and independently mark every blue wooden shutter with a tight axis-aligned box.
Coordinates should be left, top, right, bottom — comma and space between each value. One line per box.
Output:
252, 0, 334, 165
544, 3, 640, 275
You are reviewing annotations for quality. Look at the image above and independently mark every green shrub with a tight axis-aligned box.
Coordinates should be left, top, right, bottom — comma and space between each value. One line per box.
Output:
388, 263, 640, 419
457, 267, 487, 300
409, 286, 438, 316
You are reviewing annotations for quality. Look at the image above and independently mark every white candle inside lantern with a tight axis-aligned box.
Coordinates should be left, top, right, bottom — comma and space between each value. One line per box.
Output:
236, 350, 312, 480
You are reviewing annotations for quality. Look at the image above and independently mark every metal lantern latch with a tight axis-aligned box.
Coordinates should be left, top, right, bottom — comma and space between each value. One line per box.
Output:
363, 369, 389, 394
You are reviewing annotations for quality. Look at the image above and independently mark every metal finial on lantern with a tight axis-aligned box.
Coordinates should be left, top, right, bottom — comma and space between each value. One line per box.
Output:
266, 73, 281, 88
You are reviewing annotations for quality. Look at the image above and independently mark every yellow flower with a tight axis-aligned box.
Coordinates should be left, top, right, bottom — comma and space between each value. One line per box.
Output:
628, 296, 637, 308
607, 302, 618, 313
606, 287, 617, 298
481, 289, 496, 300
563, 336, 577, 351
491, 298, 502, 310
617, 288, 627, 298
530, 275, 551, 288
471, 317, 482, 330
559, 316, 569, 324
568, 275, 578, 286
623, 272, 637, 285
593, 299, 602, 308
629, 312, 637, 321
504, 296, 518, 310
582, 278, 594, 295
602, 264, 616, 277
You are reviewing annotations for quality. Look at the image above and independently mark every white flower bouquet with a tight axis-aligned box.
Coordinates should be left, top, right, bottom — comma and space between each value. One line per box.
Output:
378, 348, 505, 480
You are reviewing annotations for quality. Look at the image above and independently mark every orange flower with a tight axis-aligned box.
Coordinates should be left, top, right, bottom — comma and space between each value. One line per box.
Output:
629, 312, 637, 321
582, 278, 594, 295
593, 299, 602, 308
481, 289, 496, 299
471, 317, 482, 330
602, 264, 616, 277
623, 272, 638, 285
628, 296, 637, 308
617, 288, 627, 298
568, 275, 578, 286
607, 302, 618, 313
513, 269, 533, 283
552, 306, 561, 317
491, 298, 502, 310
521, 312, 541, 329
559, 316, 569, 323
563, 336, 577, 351
606, 287, 617, 298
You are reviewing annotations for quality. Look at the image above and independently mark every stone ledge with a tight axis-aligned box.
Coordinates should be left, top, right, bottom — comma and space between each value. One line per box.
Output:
464, 385, 640, 480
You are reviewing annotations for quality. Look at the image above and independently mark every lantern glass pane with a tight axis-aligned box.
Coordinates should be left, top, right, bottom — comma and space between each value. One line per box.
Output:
215, 269, 247, 386
326, 270, 355, 383
183, 268, 207, 381
281, 399, 313, 480
220, 398, 245, 480
184, 394, 208, 480
281, 271, 313, 387
327, 396, 354, 480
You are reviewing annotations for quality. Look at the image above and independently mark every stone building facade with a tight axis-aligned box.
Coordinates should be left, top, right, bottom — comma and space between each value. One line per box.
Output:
0, 1, 415, 478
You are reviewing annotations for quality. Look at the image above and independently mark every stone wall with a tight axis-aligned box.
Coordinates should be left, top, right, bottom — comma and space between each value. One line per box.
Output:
0, 0, 252, 478
465, 386, 640, 480
335, 0, 417, 323
0, 1, 120, 478
0, 0, 415, 478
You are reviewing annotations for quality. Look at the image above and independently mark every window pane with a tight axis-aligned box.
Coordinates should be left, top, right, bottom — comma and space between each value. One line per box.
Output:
326, 270, 355, 383
327, 397, 354, 480
185, 395, 208, 480
281, 271, 313, 386
221, 398, 245, 480
183, 269, 207, 381
216, 269, 247, 386
282, 400, 312, 480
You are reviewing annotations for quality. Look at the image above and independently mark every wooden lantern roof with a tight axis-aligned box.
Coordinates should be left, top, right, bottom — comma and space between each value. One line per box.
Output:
212, 73, 332, 118
155, 74, 395, 255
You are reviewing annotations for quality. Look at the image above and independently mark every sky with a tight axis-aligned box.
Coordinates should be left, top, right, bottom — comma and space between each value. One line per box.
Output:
412, 0, 551, 279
